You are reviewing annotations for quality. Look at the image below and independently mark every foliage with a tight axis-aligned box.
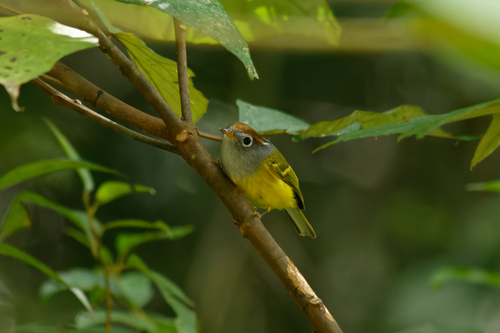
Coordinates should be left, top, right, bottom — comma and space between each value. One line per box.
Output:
0, 122, 195, 332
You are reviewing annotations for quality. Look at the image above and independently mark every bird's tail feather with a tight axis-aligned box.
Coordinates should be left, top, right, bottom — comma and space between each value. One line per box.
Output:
285, 208, 316, 239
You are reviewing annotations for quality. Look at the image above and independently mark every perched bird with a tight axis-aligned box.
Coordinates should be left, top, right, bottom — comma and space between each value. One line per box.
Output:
219, 122, 316, 238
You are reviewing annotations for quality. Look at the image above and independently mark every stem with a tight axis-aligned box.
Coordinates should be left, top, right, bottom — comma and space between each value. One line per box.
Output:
174, 18, 192, 123
32, 78, 179, 154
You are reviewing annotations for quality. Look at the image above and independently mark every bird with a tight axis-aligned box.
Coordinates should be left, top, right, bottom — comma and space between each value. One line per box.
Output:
219, 122, 316, 238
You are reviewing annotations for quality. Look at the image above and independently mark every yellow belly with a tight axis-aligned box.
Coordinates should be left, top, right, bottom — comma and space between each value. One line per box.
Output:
232, 165, 296, 211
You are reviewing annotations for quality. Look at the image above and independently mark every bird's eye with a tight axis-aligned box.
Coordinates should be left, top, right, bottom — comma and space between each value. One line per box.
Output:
242, 136, 252, 147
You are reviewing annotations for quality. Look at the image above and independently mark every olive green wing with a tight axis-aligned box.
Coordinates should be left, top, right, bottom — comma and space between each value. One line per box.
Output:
266, 155, 305, 210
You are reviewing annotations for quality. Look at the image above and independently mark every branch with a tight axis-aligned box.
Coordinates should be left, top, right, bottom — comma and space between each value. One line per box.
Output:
58, 2, 344, 331
174, 18, 192, 123
32, 78, 179, 154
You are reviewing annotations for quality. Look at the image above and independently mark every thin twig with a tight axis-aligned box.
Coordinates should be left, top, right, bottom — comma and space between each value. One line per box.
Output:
0, 3, 22, 15
40, 74, 68, 90
32, 78, 179, 154
174, 18, 192, 123
199, 131, 222, 142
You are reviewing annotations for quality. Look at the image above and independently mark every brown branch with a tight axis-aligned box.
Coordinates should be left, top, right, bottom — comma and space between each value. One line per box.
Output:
174, 18, 193, 123
32, 78, 179, 154
57, 2, 343, 331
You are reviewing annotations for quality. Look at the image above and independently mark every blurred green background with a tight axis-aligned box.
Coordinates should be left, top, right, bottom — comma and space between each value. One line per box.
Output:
2, 0, 500, 332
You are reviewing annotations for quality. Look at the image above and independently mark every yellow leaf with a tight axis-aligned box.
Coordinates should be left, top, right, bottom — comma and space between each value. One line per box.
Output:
471, 114, 500, 169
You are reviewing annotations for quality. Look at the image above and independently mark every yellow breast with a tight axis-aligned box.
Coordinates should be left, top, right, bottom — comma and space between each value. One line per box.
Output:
232, 164, 297, 211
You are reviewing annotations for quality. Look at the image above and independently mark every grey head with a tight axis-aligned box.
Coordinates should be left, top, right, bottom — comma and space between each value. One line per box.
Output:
219, 122, 275, 180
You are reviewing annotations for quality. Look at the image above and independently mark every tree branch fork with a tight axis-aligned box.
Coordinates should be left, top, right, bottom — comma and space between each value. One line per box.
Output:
27, 1, 343, 332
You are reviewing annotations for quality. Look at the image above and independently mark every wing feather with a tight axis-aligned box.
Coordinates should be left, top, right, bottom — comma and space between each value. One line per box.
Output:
266, 158, 305, 210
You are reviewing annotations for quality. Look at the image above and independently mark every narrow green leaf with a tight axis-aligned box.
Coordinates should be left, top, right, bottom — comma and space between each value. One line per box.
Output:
116, 226, 193, 257
398, 96, 500, 140
303, 105, 452, 139
470, 114, 500, 169
0, 243, 94, 313
44, 118, 94, 192
114, 0, 258, 79
95, 181, 155, 206
126, 254, 196, 333
237, 99, 310, 135
114, 32, 209, 122
0, 196, 31, 242
63, 226, 91, 248
151, 271, 197, 333
466, 179, 500, 192
148, 313, 178, 333
103, 219, 170, 233
15, 191, 86, 231
431, 267, 500, 289
0, 159, 124, 190
75, 309, 157, 332
0, 243, 66, 284
0, 15, 98, 111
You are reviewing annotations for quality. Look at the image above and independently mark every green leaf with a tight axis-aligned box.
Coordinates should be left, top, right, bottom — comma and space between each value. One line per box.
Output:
75, 309, 157, 332
237, 99, 310, 135
113, 0, 258, 79
466, 179, 500, 192
113, 32, 209, 123
0, 159, 124, 190
0, 243, 93, 313
470, 114, 500, 169
44, 118, 94, 192
222, 0, 341, 45
303, 105, 452, 139
431, 267, 500, 289
103, 219, 170, 233
398, 97, 500, 140
116, 226, 193, 257
126, 255, 196, 333
64, 226, 91, 248
95, 180, 155, 206
0, 196, 31, 242
39, 268, 103, 301
0, 15, 98, 111
113, 271, 154, 308
148, 313, 178, 333
151, 271, 197, 333
14, 191, 86, 231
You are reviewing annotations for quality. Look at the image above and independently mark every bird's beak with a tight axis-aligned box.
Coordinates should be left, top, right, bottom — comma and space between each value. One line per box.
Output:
220, 127, 235, 140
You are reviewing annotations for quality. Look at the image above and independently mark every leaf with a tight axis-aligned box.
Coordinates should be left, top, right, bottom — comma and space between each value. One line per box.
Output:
116, 226, 193, 257
39, 268, 104, 301
44, 118, 94, 192
113, 0, 258, 79
14, 191, 86, 231
113, 271, 154, 308
398, 97, 500, 140
0, 15, 98, 111
102, 219, 170, 233
470, 114, 500, 169
0, 196, 31, 242
222, 0, 341, 45
113, 32, 209, 123
236, 99, 310, 135
126, 255, 196, 333
95, 180, 155, 206
75, 309, 157, 332
0, 243, 93, 313
148, 313, 178, 333
0, 159, 124, 190
302, 105, 452, 139
431, 267, 500, 289
64, 226, 91, 248
466, 179, 500, 192
81, 0, 340, 48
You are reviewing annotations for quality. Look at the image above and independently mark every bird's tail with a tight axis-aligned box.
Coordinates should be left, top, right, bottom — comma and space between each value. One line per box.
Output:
285, 208, 316, 239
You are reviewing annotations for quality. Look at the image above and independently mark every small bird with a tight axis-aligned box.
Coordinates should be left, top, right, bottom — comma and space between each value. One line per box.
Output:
219, 122, 316, 238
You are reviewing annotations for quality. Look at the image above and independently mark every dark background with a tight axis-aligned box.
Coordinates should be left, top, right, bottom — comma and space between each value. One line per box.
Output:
1, 1, 500, 332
